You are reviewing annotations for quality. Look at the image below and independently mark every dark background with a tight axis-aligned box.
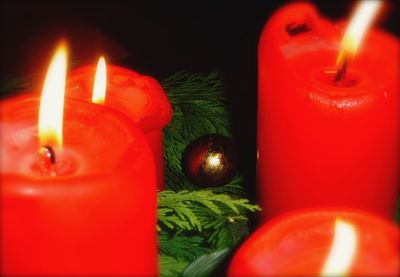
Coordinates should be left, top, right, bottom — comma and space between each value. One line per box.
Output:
1, 0, 399, 202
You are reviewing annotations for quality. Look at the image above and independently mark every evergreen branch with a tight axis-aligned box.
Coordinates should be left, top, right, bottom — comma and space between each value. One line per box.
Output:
210, 175, 245, 196
157, 190, 260, 249
162, 72, 232, 191
158, 234, 211, 261
160, 73, 260, 274
158, 255, 189, 277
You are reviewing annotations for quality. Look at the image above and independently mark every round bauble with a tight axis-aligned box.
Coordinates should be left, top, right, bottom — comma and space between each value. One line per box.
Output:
181, 133, 237, 187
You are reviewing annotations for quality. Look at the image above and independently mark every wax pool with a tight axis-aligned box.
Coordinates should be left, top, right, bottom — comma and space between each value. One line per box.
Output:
67, 65, 173, 189
228, 208, 400, 277
0, 95, 158, 276
257, 3, 399, 222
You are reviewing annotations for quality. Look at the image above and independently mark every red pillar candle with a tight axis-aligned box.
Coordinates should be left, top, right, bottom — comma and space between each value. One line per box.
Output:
0, 46, 157, 275
66, 64, 173, 190
228, 208, 400, 276
257, 2, 399, 221
0, 96, 158, 276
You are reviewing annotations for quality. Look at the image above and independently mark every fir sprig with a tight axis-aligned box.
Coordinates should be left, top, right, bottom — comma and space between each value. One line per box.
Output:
160, 72, 260, 276
158, 234, 210, 261
159, 255, 190, 277
158, 190, 260, 247
162, 72, 231, 191
158, 190, 260, 276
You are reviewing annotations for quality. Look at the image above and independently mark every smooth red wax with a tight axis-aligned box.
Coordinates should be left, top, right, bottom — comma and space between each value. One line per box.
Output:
66, 65, 172, 190
257, 3, 399, 222
0, 95, 158, 276
228, 208, 400, 277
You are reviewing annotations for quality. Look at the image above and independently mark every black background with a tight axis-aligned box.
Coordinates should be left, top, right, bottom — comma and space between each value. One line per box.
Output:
1, 0, 398, 209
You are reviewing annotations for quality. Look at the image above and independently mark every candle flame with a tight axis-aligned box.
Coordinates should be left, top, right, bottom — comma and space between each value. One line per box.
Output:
336, 1, 382, 65
321, 219, 358, 277
38, 43, 68, 148
92, 56, 107, 104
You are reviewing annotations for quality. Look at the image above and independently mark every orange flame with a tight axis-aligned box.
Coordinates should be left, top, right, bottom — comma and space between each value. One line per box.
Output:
92, 56, 107, 104
336, 1, 382, 66
38, 43, 67, 148
321, 219, 358, 276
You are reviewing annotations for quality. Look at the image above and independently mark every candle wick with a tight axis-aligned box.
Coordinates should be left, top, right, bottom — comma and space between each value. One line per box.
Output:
40, 145, 56, 164
38, 145, 57, 176
335, 57, 348, 83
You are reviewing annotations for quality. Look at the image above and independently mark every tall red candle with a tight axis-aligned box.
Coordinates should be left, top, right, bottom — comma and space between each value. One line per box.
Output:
0, 47, 158, 275
0, 96, 158, 276
66, 64, 173, 190
257, 2, 399, 222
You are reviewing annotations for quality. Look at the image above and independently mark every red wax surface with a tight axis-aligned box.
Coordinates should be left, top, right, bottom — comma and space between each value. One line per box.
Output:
257, 3, 399, 222
228, 208, 400, 277
0, 95, 158, 276
67, 65, 173, 190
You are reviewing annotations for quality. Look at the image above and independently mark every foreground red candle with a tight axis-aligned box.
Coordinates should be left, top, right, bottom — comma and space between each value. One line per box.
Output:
257, 3, 399, 221
228, 208, 400, 276
0, 95, 158, 275
66, 64, 173, 189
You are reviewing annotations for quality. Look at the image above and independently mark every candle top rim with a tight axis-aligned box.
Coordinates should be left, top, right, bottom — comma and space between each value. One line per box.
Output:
0, 96, 156, 179
228, 207, 399, 276
259, 1, 398, 109
67, 64, 173, 130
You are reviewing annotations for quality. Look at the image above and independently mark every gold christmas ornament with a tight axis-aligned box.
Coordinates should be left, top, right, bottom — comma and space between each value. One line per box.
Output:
182, 134, 237, 187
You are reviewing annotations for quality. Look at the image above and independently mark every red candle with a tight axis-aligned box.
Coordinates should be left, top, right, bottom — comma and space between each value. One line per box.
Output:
66, 63, 173, 190
228, 208, 400, 276
0, 46, 157, 276
257, 2, 399, 221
